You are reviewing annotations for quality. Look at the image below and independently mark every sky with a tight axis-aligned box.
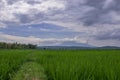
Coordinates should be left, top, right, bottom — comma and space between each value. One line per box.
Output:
0, 0, 120, 47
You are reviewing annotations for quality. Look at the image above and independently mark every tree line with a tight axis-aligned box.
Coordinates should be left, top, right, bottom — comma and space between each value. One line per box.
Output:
0, 42, 37, 49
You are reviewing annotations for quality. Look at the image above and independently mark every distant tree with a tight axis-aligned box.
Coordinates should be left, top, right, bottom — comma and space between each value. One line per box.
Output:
0, 42, 37, 49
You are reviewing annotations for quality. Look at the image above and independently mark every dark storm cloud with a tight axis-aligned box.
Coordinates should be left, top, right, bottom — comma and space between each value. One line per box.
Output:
94, 29, 120, 40
7, 0, 17, 5
76, 0, 120, 26
15, 14, 33, 24
86, 0, 105, 8
106, 0, 120, 12
1, 0, 120, 26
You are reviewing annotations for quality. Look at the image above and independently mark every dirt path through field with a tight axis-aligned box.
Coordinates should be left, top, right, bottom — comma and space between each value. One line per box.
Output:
13, 62, 47, 80
13, 53, 47, 80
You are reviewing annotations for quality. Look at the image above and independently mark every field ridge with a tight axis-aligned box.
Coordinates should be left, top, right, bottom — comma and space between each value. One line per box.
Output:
13, 62, 47, 80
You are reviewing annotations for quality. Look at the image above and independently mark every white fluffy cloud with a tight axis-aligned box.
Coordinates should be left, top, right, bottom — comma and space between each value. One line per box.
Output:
0, 33, 40, 44
0, 0, 120, 46
0, 33, 87, 46
0, 0, 66, 24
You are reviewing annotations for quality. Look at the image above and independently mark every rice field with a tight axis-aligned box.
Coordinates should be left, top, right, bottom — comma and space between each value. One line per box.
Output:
0, 49, 120, 80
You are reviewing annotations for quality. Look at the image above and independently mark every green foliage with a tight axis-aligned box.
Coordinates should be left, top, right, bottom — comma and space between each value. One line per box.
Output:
0, 42, 37, 49
0, 50, 120, 80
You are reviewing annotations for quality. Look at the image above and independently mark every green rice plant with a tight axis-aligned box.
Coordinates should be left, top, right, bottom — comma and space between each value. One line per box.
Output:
0, 49, 120, 80
0, 50, 31, 80
35, 50, 120, 80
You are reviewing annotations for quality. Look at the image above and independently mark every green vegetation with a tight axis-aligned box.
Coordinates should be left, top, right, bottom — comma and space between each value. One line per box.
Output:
0, 49, 120, 80
13, 62, 47, 80
0, 42, 37, 49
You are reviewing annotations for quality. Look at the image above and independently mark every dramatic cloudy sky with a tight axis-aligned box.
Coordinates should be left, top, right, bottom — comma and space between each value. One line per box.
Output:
0, 0, 120, 46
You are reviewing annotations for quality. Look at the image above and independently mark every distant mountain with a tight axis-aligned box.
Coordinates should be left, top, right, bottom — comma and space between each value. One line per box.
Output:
38, 46, 120, 50
38, 44, 120, 50
58, 41, 94, 47
98, 46, 120, 49
38, 41, 96, 49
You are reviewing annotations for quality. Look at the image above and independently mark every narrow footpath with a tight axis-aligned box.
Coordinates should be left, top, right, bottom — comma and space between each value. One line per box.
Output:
13, 53, 47, 80
13, 62, 47, 80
